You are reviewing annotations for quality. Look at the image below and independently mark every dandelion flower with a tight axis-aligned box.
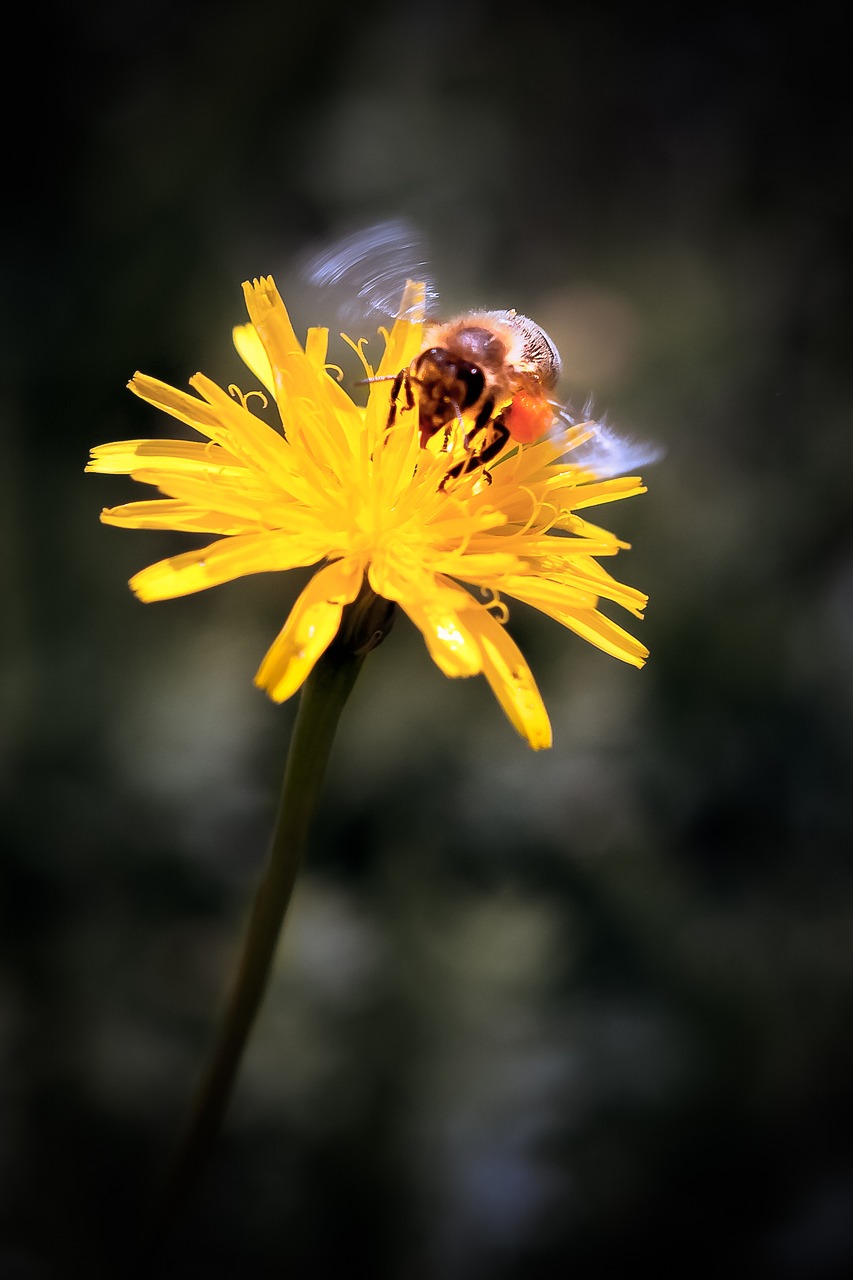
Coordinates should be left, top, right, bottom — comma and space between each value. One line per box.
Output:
88, 277, 650, 749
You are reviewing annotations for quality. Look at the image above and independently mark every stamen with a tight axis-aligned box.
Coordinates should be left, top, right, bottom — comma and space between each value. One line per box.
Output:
340, 333, 374, 381
480, 587, 510, 624
515, 485, 560, 537
228, 384, 269, 412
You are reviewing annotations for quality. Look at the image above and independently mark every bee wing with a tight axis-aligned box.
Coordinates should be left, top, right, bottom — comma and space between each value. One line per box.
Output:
299, 219, 438, 327
558, 409, 664, 478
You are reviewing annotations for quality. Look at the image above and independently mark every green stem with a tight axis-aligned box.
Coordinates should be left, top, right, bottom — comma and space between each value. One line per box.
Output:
153, 643, 364, 1239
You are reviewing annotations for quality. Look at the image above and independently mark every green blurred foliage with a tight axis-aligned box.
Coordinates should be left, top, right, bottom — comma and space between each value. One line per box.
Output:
3, 1, 853, 1275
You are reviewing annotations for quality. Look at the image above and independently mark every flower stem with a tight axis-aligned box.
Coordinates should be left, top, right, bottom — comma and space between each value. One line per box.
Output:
153, 642, 365, 1240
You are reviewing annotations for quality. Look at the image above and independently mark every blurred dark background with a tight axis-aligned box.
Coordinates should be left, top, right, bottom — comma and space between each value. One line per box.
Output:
4, 1, 853, 1275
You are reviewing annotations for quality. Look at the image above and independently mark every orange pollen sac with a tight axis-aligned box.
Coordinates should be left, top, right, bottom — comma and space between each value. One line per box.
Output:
504, 392, 554, 443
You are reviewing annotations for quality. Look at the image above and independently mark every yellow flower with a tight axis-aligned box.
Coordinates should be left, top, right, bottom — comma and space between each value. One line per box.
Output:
88, 277, 650, 749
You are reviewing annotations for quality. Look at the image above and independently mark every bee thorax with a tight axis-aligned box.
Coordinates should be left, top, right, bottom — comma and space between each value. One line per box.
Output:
445, 325, 509, 374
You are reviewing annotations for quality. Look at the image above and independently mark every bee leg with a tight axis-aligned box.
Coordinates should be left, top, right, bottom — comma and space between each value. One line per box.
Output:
470, 415, 510, 469
462, 403, 509, 470
386, 369, 409, 430
387, 370, 418, 436
422, 400, 462, 452
440, 406, 509, 490
465, 397, 496, 448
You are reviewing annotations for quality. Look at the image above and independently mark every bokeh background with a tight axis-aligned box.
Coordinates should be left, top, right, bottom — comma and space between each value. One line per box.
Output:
4, 2, 853, 1275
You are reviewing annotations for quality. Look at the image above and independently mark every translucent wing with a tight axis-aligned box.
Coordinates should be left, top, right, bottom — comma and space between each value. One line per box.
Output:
300, 223, 662, 479
299, 219, 438, 327
559, 407, 664, 478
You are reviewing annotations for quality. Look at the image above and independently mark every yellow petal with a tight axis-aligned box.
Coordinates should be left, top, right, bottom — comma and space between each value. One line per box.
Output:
498, 573, 600, 612
557, 557, 648, 615
305, 325, 372, 427
399, 595, 484, 678
551, 608, 649, 667
188, 373, 299, 480
304, 326, 329, 371
362, 281, 426, 446
462, 603, 552, 749
233, 322, 275, 395
254, 559, 365, 702
127, 373, 224, 437
550, 475, 648, 510
374, 281, 427, 379
100, 499, 261, 535
87, 438, 242, 477
501, 576, 648, 665
129, 531, 328, 601
241, 277, 322, 414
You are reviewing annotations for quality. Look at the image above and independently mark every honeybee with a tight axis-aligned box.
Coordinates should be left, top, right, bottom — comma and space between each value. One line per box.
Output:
387, 307, 564, 481
303, 220, 659, 482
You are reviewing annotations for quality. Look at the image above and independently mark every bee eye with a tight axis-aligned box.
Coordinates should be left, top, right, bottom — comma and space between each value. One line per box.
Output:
457, 363, 486, 408
415, 348, 485, 410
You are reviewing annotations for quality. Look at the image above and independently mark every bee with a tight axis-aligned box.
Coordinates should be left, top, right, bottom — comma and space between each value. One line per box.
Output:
387, 307, 564, 482
303, 220, 660, 483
